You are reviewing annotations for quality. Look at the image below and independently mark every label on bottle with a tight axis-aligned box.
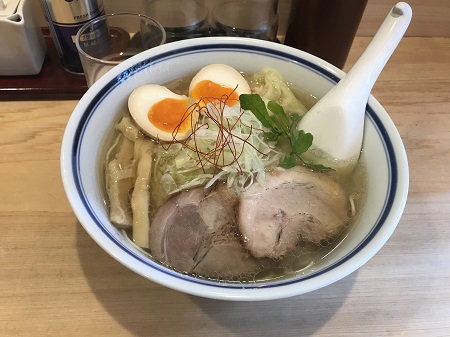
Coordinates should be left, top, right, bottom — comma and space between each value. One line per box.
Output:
44, 0, 104, 24
40, 0, 105, 73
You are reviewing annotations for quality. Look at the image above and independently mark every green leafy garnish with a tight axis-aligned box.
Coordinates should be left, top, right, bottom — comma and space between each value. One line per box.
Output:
299, 157, 333, 171
239, 94, 272, 128
290, 113, 301, 125
280, 153, 297, 169
291, 129, 313, 155
239, 94, 332, 171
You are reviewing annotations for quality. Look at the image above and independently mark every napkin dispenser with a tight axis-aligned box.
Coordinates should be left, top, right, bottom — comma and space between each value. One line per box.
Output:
0, 0, 46, 75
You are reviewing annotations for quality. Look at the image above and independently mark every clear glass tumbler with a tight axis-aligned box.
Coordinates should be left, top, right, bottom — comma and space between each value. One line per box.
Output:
143, 0, 209, 42
210, 0, 279, 41
76, 13, 166, 87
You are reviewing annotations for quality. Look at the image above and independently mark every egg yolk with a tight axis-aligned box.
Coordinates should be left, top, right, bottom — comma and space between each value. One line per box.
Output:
148, 98, 192, 133
190, 80, 239, 107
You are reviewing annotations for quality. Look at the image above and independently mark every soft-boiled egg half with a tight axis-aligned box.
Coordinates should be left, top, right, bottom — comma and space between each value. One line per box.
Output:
128, 64, 251, 142
189, 64, 251, 108
128, 84, 194, 142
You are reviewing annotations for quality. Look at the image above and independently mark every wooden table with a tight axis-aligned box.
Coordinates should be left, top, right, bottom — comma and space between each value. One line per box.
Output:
1, 37, 449, 336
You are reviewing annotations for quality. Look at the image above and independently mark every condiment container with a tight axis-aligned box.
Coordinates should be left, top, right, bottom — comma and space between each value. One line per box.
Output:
40, 0, 105, 74
284, 0, 368, 69
0, 0, 46, 76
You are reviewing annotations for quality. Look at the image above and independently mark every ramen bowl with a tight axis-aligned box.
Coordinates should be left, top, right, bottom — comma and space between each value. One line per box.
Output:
60, 37, 409, 301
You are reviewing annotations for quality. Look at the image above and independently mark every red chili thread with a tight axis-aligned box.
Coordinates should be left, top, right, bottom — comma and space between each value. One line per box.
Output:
161, 89, 267, 176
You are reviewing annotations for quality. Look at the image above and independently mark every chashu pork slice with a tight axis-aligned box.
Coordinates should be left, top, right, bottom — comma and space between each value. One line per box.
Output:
237, 166, 349, 259
149, 184, 266, 278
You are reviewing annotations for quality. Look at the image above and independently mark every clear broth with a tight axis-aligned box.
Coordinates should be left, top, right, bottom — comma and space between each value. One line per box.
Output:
102, 72, 368, 284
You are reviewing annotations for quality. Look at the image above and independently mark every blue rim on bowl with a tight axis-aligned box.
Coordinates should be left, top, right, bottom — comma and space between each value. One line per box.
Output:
61, 37, 409, 300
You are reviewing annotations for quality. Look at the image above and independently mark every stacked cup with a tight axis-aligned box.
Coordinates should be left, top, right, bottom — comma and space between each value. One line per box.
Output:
144, 0, 279, 42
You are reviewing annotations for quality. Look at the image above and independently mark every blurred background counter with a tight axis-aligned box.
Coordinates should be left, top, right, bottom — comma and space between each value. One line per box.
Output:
28, 0, 450, 39
1, 0, 449, 100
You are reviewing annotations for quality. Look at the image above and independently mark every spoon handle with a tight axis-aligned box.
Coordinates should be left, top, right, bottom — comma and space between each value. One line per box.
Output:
339, 2, 412, 106
297, 2, 412, 171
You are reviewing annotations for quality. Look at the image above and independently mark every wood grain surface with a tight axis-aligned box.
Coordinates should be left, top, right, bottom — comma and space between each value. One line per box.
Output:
356, 0, 450, 37
0, 37, 449, 336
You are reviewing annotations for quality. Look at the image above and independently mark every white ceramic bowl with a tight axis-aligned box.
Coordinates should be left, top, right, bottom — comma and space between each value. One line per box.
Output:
61, 37, 409, 301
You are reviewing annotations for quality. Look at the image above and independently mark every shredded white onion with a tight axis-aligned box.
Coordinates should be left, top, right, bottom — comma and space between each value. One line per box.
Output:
152, 102, 284, 198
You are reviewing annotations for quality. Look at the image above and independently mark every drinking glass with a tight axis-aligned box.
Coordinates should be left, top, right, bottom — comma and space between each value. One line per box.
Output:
210, 0, 279, 41
143, 0, 209, 42
76, 13, 166, 87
